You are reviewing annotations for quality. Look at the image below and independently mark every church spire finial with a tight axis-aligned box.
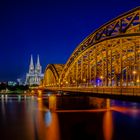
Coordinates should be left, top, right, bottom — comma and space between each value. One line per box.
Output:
30, 54, 34, 66
29, 54, 34, 73
37, 54, 40, 66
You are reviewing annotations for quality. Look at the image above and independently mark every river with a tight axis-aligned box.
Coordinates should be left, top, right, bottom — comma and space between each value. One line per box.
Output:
0, 94, 140, 140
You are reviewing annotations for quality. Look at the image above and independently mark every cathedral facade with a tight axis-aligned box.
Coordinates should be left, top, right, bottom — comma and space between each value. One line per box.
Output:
25, 55, 44, 85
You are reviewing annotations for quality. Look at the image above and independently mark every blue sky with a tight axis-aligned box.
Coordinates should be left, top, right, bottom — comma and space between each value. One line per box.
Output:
0, 0, 139, 81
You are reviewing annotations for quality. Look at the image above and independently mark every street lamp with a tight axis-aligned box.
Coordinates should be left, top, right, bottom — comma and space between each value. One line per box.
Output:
133, 70, 137, 75
100, 76, 103, 79
66, 81, 68, 87
100, 76, 104, 86
132, 70, 137, 86
83, 78, 86, 82
73, 80, 75, 83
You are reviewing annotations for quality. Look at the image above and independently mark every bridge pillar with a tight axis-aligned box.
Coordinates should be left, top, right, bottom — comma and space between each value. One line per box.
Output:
76, 61, 78, 87
87, 52, 91, 86
95, 49, 97, 86
49, 95, 57, 112
81, 56, 83, 83
120, 39, 123, 87
105, 43, 109, 86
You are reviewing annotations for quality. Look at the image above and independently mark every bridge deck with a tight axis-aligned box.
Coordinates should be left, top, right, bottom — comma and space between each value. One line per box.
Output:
46, 87, 140, 96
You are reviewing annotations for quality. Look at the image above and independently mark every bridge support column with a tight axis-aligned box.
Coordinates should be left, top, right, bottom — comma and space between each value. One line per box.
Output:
102, 51, 105, 87
110, 50, 112, 87
126, 44, 129, 87
89, 54, 91, 87
120, 39, 123, 87
49, 95, 57, 112
95, 49, 97, 87
87, 52, 91, 87
76, 61, 78, 87
105, 43, 109, 86
81, 56, 83, 85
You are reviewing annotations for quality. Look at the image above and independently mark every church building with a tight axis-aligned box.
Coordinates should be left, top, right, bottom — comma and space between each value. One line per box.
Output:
25, 55, 44, 85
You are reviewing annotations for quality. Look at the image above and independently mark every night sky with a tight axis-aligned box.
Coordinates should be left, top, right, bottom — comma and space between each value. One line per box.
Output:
0, 0, 139, 81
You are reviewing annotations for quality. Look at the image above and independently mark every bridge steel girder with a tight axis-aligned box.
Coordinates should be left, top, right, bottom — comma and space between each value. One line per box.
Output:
59, 7, 140, 88
43, 64, 64, 87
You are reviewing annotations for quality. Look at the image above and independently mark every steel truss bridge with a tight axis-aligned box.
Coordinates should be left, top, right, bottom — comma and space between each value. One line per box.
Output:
42, 7, 140, 96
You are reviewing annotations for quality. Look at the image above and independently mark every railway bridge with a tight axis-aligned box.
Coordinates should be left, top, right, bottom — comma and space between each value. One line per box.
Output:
42, 7, 140, 96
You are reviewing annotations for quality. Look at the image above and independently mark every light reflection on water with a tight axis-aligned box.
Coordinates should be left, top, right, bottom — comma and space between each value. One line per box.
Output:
46, 113, 60, 140
45, 111, 52, 127
103, 111, 113, 140
36, 97, 60, 140
0, 95, 140, 140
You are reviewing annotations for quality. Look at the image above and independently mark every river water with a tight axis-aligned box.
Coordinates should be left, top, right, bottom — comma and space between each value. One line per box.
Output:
0, 94, 140, 140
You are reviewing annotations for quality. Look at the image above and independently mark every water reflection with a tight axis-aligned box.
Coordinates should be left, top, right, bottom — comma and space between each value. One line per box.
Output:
36, 97, 60, 140
45, 111, 52, 127
0, 95, 140, 140
1, 97, 5, 119
112, 106, 140, 117
46, 113, 60, 140
49, 95, 57, 112
103, 111, 113, 140
35, 97, 47, 140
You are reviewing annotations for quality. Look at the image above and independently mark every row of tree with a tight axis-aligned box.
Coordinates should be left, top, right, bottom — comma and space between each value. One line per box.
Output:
0, 83, 29, 91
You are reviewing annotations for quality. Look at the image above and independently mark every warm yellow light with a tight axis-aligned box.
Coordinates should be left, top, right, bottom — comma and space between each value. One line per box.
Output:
66, 81, 68, 84
38, 90, 42, 97
133, 70, 137, 74
73, 80, 75, 83
137, 79, 140, 82
31, 90, 35, 94
100, 76, 104, 79
83, 78, 86, 82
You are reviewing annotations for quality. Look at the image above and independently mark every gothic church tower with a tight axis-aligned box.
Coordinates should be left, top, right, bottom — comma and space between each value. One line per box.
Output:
25, 55, 44, 85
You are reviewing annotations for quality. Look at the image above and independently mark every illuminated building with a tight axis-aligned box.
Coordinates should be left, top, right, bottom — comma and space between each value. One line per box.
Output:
25, 55, 44, 85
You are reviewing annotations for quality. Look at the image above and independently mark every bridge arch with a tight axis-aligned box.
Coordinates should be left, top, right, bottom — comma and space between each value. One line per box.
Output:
59, 7, 140, 87
43, 64, 64, 87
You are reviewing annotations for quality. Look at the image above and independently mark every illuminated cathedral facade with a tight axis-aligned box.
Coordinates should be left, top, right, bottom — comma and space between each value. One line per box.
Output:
25, 55, 44, 85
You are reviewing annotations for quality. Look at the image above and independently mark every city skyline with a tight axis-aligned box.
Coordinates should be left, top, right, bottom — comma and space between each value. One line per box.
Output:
0, 0, 139, 81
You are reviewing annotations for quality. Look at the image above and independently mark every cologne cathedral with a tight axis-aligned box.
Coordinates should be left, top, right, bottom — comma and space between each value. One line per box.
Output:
25, 55, 44, 85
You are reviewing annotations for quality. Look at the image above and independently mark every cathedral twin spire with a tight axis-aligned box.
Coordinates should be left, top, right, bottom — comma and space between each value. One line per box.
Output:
29, 54, 41, 74
26, 54, 44, 85
30, 55, 34, 70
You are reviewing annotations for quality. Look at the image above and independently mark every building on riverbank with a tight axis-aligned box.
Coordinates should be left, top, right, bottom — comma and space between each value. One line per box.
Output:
25, 55, 44, 85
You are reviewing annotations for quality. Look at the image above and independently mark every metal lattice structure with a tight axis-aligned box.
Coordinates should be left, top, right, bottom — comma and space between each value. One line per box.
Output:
43, 64, 64, 86
44, 7, 140, 88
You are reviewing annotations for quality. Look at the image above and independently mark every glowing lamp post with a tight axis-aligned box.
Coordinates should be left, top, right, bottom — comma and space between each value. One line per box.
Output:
132, 70, 137, 86
73, 80, 75, 87
83, 78, 86, 87
100, 76, 104, 86
133, 70, 136, 75
66, 81, 68, 87
83, 78, 86, 82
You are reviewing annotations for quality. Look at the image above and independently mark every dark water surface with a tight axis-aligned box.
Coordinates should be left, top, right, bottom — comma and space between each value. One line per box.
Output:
0, 95, 140, 140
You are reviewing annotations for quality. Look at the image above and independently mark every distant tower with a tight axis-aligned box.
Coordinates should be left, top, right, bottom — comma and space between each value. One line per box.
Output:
25, 54, 44, 85
29, 55, 34, 74
35, 55, 42, 74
